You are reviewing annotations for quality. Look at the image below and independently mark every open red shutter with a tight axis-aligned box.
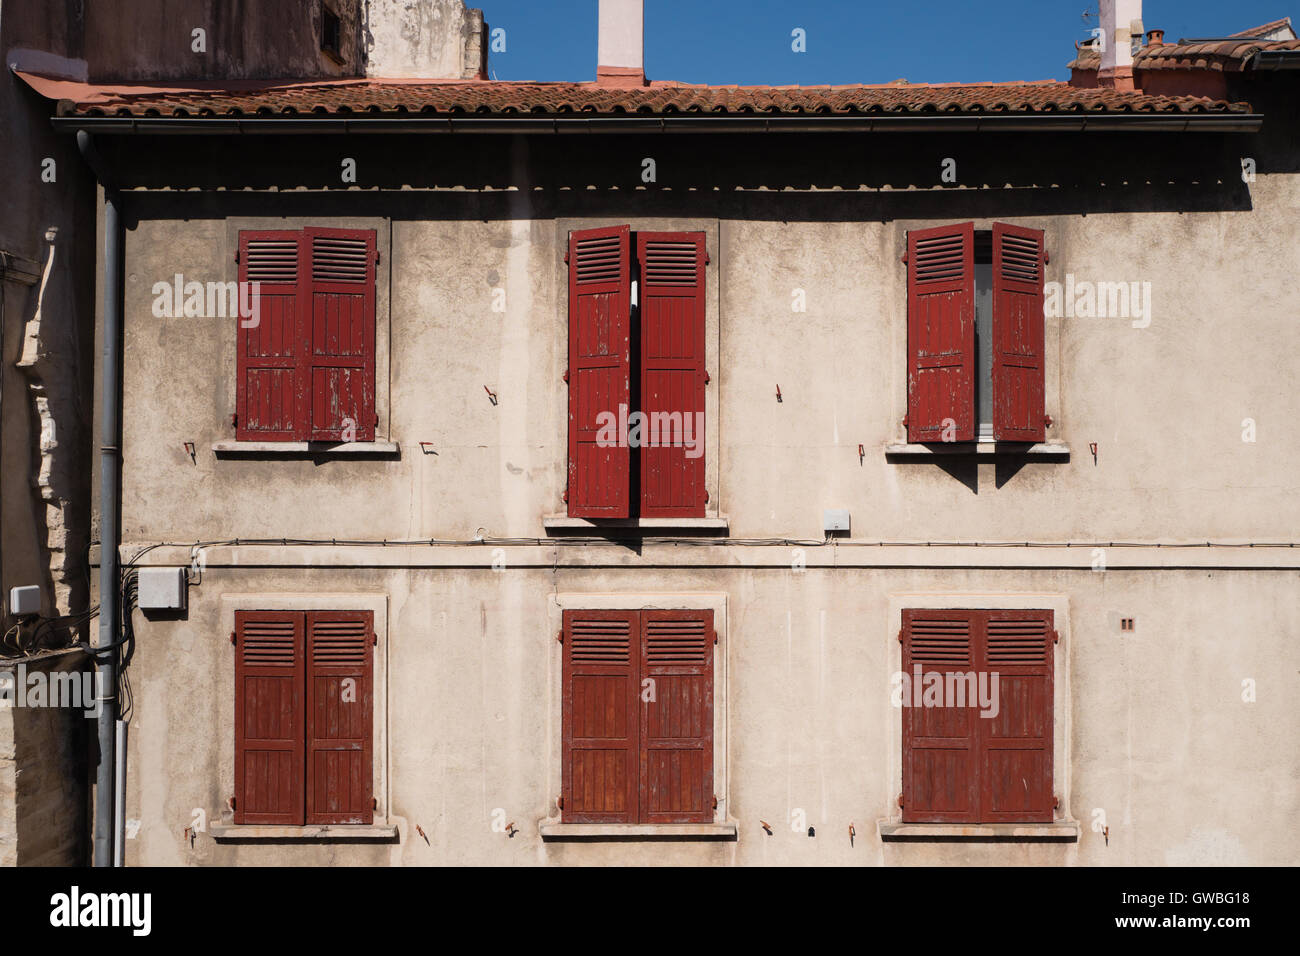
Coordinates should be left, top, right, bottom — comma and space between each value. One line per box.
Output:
567, 226, 632, 517
906, 223, 975, 443
305, 610, 374, 825
637, 232, 707, 518
640, 609, 714, 823
237, 231, 308, 441
979, 610, 1053, 823
562, 609, 638, 822
901, 609, 977, 824
234, 610, 305, 825
991, 223, 1046, 442
306, 228, 376, 442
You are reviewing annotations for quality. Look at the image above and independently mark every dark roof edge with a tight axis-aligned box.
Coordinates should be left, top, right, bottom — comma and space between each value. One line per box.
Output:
1250, 49, 1300, 69
52, 112, 1264, 134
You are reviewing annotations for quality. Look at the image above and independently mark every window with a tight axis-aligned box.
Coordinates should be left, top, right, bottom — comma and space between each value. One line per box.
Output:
900, 608, 1054, 824
566, 226, 708, 518
236, 228, 377, 443
233, 609, 374, 825
561, 608, 714, 823
905, 222, 1046, 444
320, 4, 343, 61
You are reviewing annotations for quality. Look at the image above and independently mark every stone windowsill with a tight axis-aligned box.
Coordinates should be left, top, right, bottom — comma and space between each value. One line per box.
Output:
878, 821, 1080, 842
885, 441, 1070, 460
209, 824, 400, 842
542, 516, 729, 533
539, 822, 739, 841
212, 440, 400, 457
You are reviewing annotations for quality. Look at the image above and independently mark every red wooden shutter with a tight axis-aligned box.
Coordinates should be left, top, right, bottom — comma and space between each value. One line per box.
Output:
234, 610, 305, 825
906, 223, 976, 443
901, 609, 977, 824
991, 223, 1046, 442
637, 232, 707, 518
237, 231, 308, 441
640, 610, 714, 823
567, 226, 632, 517
305, 610, 374, 825
306, 228, 377, 442
561, 609, 638, 822
979, 610, 1053, 822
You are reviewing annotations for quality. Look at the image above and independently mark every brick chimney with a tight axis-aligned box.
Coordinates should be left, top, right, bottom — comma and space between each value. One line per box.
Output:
1146, 28, 1164, 47
597, 0, 646, 87
1098, 0, 1144, 90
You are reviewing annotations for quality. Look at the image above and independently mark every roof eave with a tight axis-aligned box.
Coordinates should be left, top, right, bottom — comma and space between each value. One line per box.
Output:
52, 112, 1263, 134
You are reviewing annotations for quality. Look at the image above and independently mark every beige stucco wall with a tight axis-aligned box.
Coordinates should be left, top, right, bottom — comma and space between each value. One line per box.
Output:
102, 140, 1300, 866
118, 560, 1299, 866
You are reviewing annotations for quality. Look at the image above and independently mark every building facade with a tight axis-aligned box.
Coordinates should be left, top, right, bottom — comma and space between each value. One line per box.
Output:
14, 1, 1300, 866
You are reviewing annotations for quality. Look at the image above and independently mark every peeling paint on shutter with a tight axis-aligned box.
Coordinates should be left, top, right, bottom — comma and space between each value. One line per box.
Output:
567, 226, 632, 516
991, 223, 1046, 442
640, 610, 714, 823
561, 609, 638, 822
237, 231, 308, 441
306, 228, 377, 442
906, 223, 976, 443
637, 232, 707, 518
305, 610, 374, 825
234, 610, 305, 825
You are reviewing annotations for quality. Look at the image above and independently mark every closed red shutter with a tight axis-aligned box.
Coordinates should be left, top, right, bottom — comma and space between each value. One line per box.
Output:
234, 610, 305, 825
237, 231, 308, 441
567, 226, 632, 517
991, 223, 1046, 442
637, 232, 707, 518
980, 610, 1053, 822
562, 609, 638, 822
906, 223, 976, 443
640, 610, 714, 823
305, 610, 374, 825
305, 228, 377, 442
900, 609, 978, 824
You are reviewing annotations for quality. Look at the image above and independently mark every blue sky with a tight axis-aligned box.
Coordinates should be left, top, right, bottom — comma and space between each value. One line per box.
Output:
477, 1, 1292, 85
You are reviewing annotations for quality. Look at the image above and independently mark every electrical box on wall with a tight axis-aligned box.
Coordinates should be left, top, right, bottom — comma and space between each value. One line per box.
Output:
9, 585, 40, 616
823, 509, 850, 533
137, 568, 188, 611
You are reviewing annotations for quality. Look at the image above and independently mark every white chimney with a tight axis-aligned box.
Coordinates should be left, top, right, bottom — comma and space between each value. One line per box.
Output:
597, 0, 645, 87
1099, 0, 1144, 90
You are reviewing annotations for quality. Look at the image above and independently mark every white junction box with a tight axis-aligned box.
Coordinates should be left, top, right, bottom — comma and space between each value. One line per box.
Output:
137, 567, 188, 611
823, 509, 850, 533
9, 585, 41, 616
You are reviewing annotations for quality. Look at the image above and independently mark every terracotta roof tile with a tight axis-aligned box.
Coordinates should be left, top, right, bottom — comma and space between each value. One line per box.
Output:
1070, 36, 1300, 72
55, 78, 1247, 118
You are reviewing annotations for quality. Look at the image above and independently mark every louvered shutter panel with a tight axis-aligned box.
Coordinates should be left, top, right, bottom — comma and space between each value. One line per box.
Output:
991, 223, 1046, 442
567, 226, 632, 517
979, 610, 1053, 822
234, 610, 305, 825
637, 232, 707, 518
306, 227, 377, 442
561, 609, 638, 822
901, 609, 977, 824
640, 609, 714, 823
906, 223, 976, 443
237, 231, 308, 441
305, 610, 374, 824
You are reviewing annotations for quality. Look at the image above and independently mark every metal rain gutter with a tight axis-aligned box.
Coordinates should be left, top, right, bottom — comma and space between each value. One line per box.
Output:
1250, 50, 1300, 69
75, 129, 123, 869
53, 111, 1264, 135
